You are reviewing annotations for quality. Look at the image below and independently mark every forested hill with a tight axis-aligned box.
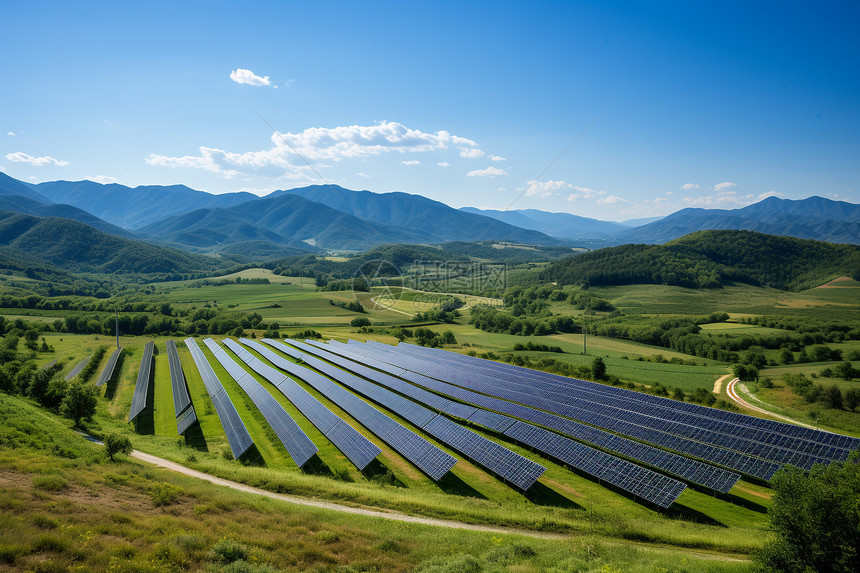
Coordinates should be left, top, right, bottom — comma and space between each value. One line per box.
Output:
0, 211, 228, 278
541, 230, 860, 291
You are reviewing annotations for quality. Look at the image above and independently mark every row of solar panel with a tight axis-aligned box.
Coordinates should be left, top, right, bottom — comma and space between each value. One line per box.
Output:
65, 355, 91, 381
391, 342, 847, 467
204, 338, 318, 468
291, 338, 688, 506
398, 341, 860, 452
96, 347, 123, 388
345, 340, 782, 481
245, 339, 456, 480
309, 339, 740, 492
225, 339, 382, 471
184, 338, 254, 459
166, 340, 198, 436
128, 341, 154, 422
268, 339, 546, 491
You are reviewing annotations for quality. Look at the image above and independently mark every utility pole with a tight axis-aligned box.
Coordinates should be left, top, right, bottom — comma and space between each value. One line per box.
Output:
115, 308, 120, 349
582, 312, 587, 355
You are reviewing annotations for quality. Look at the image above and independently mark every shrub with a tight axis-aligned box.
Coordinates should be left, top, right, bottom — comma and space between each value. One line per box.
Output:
149, 482, 182, 507
350, 317, 371, 328
210, 538, 249, 564
32, 474, 67, 491
104, 434, 132, 461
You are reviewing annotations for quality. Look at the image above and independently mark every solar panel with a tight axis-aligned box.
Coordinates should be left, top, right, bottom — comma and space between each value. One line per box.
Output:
185, 338, 254, 459
402, 342, 860, 454
505, 421, 686, 508
96, 347, 123, 387
249, 339, 455, 481
203, 338, 317, 467
166, 340, 197, 435
65, 355, 91, 381
226, 338, 381, 471
277, 339, 547, 491
318, 340, 741, 492
363, 342, 792, 479
128, 341, 154, 422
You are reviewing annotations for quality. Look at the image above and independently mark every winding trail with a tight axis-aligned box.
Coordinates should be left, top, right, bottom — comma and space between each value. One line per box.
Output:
713, 374, 730, 394
123, 449, 747, 562
725, 378, 815, 428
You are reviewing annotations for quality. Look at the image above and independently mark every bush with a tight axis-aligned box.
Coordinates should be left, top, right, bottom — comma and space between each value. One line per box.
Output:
104, 433, 133, 461
210, 538, 249, 564
149, 482, 182, 507
591, 357, 607, 381
350, 317, 371, 328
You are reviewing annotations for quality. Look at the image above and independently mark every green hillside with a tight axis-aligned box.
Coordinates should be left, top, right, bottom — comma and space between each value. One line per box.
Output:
542, 230, 860, 291
0, 212, 230, 278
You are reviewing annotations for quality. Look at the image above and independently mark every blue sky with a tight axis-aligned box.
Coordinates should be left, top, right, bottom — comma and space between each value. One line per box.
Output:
1, 1, 858, 221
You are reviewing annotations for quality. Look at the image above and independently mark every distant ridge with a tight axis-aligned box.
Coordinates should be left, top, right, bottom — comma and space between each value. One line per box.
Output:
279, 185, 562, 245
616, 196, 860, 245
461, 206, 630, 239
34, 179, 259, 229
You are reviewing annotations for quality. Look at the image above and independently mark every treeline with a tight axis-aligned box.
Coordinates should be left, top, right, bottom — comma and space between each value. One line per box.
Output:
0, 336, 100, 427
0, 307, 266, 338
541, 230, 860, 291
782, 373, 860, 412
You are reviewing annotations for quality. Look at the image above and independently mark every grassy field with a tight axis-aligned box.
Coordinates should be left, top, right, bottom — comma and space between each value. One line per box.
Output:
0, 392, 752, 572
5, 270, 860, 570
18, 333, 777, 558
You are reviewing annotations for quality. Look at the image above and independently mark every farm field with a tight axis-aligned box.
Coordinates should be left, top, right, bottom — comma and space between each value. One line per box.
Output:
3, 269, 860, 572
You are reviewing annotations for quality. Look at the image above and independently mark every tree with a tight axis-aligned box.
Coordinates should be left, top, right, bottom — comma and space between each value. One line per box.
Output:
823, 384, 843, 410
834, 360, 859, 380
591, 357, 607, 381
754, 455, 860, 573
104, 433, 133, 461
779, 347, 794, 365
440, 330, 457, 345
845, 388, 860, 412
61, 379, 99, 427
350, 317, 371, 328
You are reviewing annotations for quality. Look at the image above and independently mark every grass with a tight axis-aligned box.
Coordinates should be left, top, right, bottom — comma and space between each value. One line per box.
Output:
0, 391, 758, 571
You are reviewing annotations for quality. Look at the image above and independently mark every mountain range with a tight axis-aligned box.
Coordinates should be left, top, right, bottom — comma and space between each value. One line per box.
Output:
0, 172, 858, 265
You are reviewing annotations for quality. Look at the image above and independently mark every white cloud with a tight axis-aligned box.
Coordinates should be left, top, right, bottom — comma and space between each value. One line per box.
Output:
146, 121, 480, 178
229, 68, 271, 87
713, 181, 737, 192
597, 194, 624, 205
5, 152, 69, 166
758, 191, 783, 200
682, 192, 749, 207
467, 166, 507, 177
356, 172, 371, 178
86, 175, 119, 184
565, 185, 607, 201
437, 161, 450, 168
521, 179, 573, 197
459, 147, 484, 159
6, 131, 14, 136
654, 197, 668, 203
497, 187, 508, 191
488, 154, 505, 162
401, 160, 420, 166
681, 183, 699, 190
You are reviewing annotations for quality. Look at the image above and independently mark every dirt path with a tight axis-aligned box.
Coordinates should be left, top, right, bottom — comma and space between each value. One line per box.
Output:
126, 449, 747, 562
713, 374, 730, 394
725, 378, 815, 428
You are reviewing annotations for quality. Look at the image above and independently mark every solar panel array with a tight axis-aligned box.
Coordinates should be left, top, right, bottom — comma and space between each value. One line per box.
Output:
306, 339, 737, 494
96, 347, 123, 387
273, 339, 546, 491
65, 355, 91, 381
204, 338, 318, 468
128, 341, 154, 423
166, 340, 198, 435
250, 339, 455, 480
185, 338, 253, 459
358, 342, 770, 477
362, 340, 854, 478
401, 342, 860, 454
226, 338, 381, 471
